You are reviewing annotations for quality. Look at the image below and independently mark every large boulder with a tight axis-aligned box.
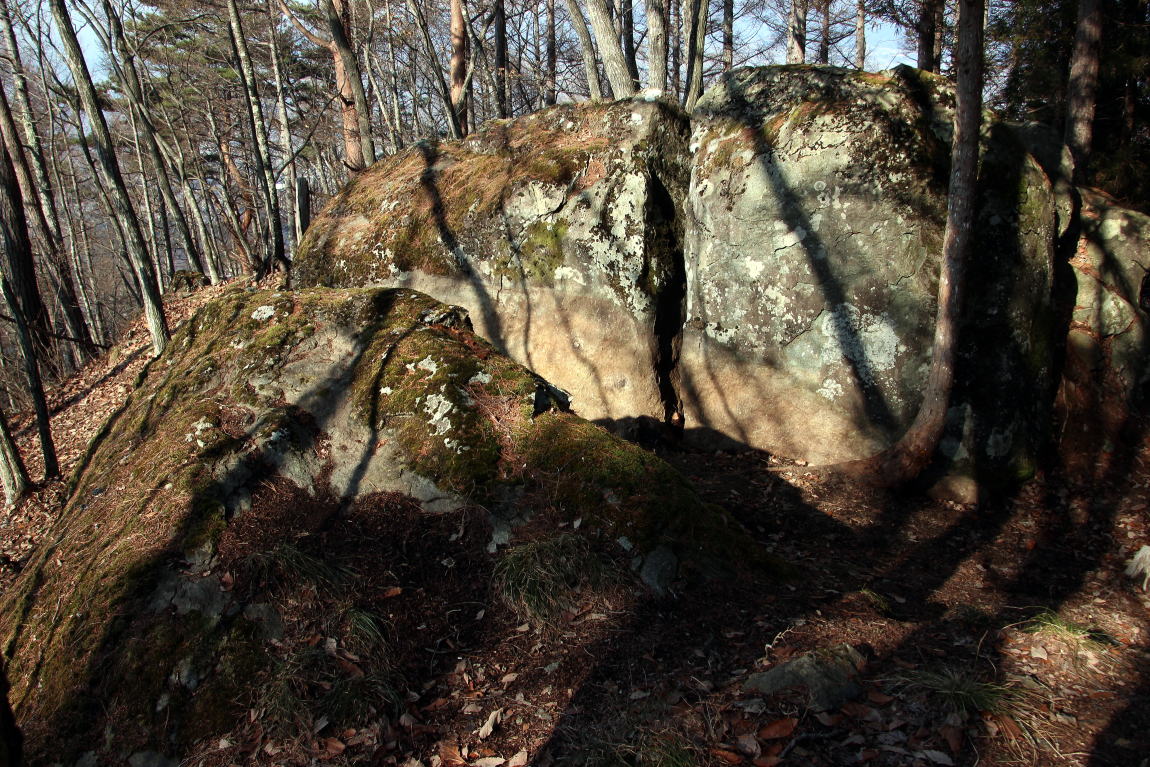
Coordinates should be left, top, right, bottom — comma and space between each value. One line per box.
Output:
682, 65, 1058, 485
296, 100, 690, 431
295, 65, 1066, 490
0, 287, 753, 766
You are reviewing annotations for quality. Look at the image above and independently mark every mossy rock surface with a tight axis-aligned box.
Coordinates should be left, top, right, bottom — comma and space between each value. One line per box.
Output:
295, 98, 691, 430
0, 286, 758, 766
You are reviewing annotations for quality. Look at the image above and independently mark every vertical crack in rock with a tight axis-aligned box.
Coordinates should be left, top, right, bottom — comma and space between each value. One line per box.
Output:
645, 111, 691, 433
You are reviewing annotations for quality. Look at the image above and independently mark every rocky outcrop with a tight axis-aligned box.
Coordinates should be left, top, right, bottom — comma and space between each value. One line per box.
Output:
295, 65, 1121, 490
296, 100, 690, 430
0, 287, 754, 765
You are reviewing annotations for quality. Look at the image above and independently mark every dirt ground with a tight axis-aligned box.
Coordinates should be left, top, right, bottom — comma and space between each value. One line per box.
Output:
2, 286, 1148, 767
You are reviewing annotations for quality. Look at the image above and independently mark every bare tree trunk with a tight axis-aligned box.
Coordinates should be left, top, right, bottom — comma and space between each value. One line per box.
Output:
0, 142, 57, 477
49, 0, 168, 355
856, 0, 866, 68
0, 404, 27, 507
327, 0, 375, 166
266, 2, 298, 254
545, 0, 557, 104
841, 0, 984, 485
917, 0, 942, 72
566, 0, 604, 100
817, 0, 830, 63
102, 0, 204, 279
226, 0, 288, 282
722, 0, 734, 70
407, 0, 463, 136
787, 0, 807, 63
494, 0, 509, 116
682, 0, 705, 108
585, 0, 636, 97
450, 0, 470, 134
621, 0, 639, 87
1064, 0, 1102, 178
647, 0, 668, 90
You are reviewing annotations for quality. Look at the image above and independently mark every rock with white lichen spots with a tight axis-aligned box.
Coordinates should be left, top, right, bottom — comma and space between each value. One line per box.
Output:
295, 99, 691, 432
682, 65, 1058, 493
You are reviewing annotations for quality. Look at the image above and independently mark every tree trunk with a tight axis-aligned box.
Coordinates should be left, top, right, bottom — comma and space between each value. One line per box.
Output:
226, 0, 288, 282
566, 0, 604, 100
327, 0, 375, 166
855, 0, 866, 68
817, 0, 830, 63
682, 0, 705, 108
450, 0, 470, 134
647, 0, 668, 90
266, 1, 298, 254
585, 0, 636, 97
0, 403, 27, 507
621, 0, 640, 88
1064, 0, 1102, 177
842, 0, 984, 485
917, 0, 942, 72
545, 0, 557, 104
787, 0, 807, 63
722, 0, 734, 70
49, 0, 168, 356
494, 0, 509, 116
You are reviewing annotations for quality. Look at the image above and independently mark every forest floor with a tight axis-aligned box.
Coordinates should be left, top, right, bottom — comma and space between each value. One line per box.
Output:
1, 284, 1148, 767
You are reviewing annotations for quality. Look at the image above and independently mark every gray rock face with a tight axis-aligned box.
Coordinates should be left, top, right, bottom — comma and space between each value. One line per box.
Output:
682, 66, 1057, 481
297, 98, 690, 428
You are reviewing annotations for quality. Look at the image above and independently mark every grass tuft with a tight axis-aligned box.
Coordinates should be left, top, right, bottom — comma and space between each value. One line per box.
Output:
493, 533, 608, 625
894, 667, 1018, 715
244, 543, 347, 593
1020, 609, 1111, 646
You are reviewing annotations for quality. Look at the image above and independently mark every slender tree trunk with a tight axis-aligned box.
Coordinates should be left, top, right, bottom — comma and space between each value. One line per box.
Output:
545, 0, 557, 104
671, 0, 681, 95
817, 0, 831, 63
450, 0, 470, 134
382, 0, 406, 145
788, 0, 808, 63
586, 0, 636, 97
49, 0, 168, 356
917, 0, 942, 71
494, 0, 509, 116
682, 0, 705, 108
407, 0, 463, 136
1064, 0, 1102, 178
0, 156, 57, 479
267, 2, 298, 253
856, 0, 866, 68
226, 0, 288, 282
845, 0, 984, 485
0, 90, 52, 361
621, 0, 640, 87
723, 0, 734, 70
327, 0, 375, 166
566, 0, 603, 100
647, 0, 668, 90
0, 404, 27, 506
